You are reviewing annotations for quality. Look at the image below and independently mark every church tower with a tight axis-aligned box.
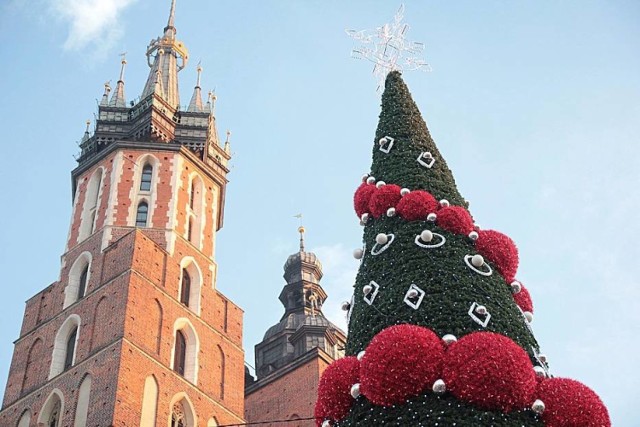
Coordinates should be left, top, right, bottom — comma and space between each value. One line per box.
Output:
0, 2, 244, 426
244, 228, 346, 426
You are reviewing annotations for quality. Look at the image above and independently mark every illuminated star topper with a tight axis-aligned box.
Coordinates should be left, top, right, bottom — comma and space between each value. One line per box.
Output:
346, 4, 431, 92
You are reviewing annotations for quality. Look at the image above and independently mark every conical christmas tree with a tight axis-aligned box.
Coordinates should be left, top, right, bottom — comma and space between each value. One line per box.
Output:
315, 72, 610, 426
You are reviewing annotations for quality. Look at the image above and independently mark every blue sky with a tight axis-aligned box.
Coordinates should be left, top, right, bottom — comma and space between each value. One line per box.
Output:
1, 0, 639, 424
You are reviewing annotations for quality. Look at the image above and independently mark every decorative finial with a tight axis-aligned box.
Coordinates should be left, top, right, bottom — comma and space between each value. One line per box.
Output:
85, 120, 91, 133
167, 0, 177, 30
196, 62, 203, 88
104, 81, 111, 92
225, 129, 231, 143
346, 4, 430, 92
294, 214, 305, 252
118, 52, 127, 81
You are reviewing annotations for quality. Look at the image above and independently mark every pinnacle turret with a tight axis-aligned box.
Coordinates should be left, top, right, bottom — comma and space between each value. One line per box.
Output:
187, 64, 204, 112
109, 55, 127, 108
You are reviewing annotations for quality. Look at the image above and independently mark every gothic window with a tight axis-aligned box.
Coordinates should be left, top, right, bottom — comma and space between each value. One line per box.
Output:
17, 410, 31, 427
180, 270, 191, 306
174, 330, 187, 376
140, 164, 153, 191
64, 327, 78, 371
77, 265, 88, 300
79, 168, 103, 241
186, 175, 204, 248
186, 216, 193, 243
171, 403, 186, 427
74, 375, 92, 427
50, 315, 81, 379
47, 399, 61, 427
140, 376, 159, 427
189, 181, 195, 210
136, 202, 149, 227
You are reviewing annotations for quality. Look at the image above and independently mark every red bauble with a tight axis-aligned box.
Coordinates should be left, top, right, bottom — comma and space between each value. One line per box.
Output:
396, 190, 439, 221
514, 284, 534, 314
354, 183, 376, 218
537, 378, 610, 427
360, 324, 444, 406
475, 230, 519, 282
368, 184, 402, 218
315, 356, 360, 425
436, 206, 474, 235
442, 332, 536, 412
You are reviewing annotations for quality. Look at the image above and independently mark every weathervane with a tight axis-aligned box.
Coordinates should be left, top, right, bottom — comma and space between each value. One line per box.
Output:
346, 4, 430, 92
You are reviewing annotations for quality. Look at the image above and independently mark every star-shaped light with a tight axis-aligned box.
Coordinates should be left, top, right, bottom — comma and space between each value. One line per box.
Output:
346, 4, 431, 91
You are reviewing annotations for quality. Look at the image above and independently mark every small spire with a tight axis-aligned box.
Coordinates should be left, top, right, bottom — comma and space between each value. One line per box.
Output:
298, 226, 306, 252
224, 129, 231, 154
187, 63, 204, 112
81, 120, 91, 143
165, 0, 177, 37
100, 81, 111, 106
109, 53, 127, 107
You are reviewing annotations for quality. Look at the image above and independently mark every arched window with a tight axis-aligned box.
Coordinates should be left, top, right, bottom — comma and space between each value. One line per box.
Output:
74, 375, 91, 427
180, 270, 191, 306
37, 390, 64, 427
136, 202, 149, 227
79, 168, 104, 241
140, 164, 153, 191
186, 216, 194, 243
171, 319, 199, 383
168, 394, 196, 427
21, 338, 44, 394
50, 315, 81, 378
64, 327, 78, 371
17, 409, 30, 427
186, 174, 204, 248
174, 330, 186, 376
64, 252, 92, 308
178, 258, 202, 315
140, 375, 159, 427
189, 181, 195, 210
207, 418, 219, 427
77, 265, 88, 300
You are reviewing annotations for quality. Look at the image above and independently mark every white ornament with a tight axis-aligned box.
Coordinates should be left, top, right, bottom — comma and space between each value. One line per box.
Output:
468, 231, 479, 241
360, 213, 370, 225
420, 230, 433, 242
534, 366, 547, 378
427, 213, 437, 222
417, 151, 436, 168
464, 254, 493, 276
532, 399, 545, 414
361, 174, 369, 182
376, 180, 386, 188
341, 301, 351, 311
353, 248, 364, 259
366, 176, 376, 185
468, 302, 491, 327
371, 233, 395, 255
357, 351, 366, 361
378, 136, 395, 153
322, 420, 332, 427
439, 199, 450, 207
471, 254, 485, 267
403, 284, 426, 309
386, 207, 396, 217
538, 354, 548, 364
511, 281, 522, 294
442, 334, 457, 345
375, 233, 388, 245
524, 311, 534, 323
363, 281, 380, 305
475, 305, 488, 315
350, 383, 361, 399
400, 188, 410, 196
415, 231, 446, 249
432, 379, 446, 394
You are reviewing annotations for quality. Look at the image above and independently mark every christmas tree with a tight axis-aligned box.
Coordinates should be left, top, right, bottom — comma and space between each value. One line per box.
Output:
314, 71, 610, 426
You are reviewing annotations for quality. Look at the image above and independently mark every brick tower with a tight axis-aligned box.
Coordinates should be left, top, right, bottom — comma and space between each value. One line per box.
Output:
0, 2, 245, 426
244, 228, 346, 426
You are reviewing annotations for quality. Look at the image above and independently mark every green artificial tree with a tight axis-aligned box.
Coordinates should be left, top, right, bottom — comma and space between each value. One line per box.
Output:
314, 71, 610, 427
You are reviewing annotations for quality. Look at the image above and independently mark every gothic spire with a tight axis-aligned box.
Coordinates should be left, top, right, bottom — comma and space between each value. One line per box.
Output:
99, 82, 111, 107
187, 63, 204, 112
109, 54, 127, 107
140, 0, 189, 109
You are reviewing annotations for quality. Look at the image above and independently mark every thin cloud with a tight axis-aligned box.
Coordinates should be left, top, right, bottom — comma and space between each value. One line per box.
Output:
49, 0, 136, 54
